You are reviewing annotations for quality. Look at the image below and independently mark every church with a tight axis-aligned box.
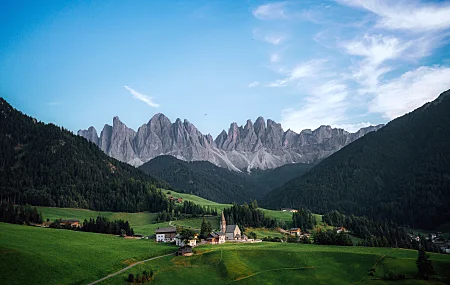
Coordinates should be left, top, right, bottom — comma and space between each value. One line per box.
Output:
220, 211, 241, 240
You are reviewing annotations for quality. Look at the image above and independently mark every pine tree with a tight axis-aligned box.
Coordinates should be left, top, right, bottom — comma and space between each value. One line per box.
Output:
416, 248, 435, 280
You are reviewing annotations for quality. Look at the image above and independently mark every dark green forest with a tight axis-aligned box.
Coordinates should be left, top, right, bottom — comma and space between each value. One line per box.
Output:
0, 98, 171, 212
262, 89, 450, 229
139, 155, 313, 204
223, 202, 286, 230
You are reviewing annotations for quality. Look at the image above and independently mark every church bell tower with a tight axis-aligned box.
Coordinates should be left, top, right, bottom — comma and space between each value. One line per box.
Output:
220, 211, 226, 233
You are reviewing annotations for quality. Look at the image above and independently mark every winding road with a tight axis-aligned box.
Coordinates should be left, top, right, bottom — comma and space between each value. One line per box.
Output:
87, 253, 174, 285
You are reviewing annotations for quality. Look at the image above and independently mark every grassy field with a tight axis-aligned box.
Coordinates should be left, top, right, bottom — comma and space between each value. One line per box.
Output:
37, 206, 168, 236
0, 222, 176, 285
162, 189, 231, 211
244, 227, 284, 238
104, 242, 450, 285
2, 222, 450, 285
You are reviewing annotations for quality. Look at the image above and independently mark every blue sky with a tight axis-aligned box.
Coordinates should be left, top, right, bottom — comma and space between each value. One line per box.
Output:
1, 0, 450, 137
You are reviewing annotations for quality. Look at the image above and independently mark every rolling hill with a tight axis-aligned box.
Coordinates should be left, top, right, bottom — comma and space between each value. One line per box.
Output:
139, 155, 313, 203
1, 223, 450, 285
262, 89, 450, 229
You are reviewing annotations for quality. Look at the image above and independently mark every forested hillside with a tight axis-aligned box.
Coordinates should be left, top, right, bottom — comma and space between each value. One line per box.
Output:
262, 89, 450, 229
139, 155, 313, 203
0, 98, 171, 212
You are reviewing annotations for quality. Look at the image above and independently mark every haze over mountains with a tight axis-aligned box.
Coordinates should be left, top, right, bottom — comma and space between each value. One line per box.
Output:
78, 115, 383, 171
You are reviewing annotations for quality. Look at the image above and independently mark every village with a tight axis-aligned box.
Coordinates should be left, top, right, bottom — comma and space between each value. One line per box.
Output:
42, 209, 450, 258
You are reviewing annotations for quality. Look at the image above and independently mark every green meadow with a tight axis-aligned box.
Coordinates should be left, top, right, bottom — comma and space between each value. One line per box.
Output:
36, 190, 303, 236
98, 242, 450, 285
0, 222, 176, 285
2, 222, 450, 285
37, 206, 169, 236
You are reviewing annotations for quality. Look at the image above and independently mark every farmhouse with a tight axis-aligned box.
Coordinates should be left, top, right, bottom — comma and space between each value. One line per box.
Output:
59, 219, 80, 227
155, 227, 177, 242
206, 232, 226, 244
289, 228, 301, 236
281, 208, 298, 213
220, 212, 241, 240
335, 227, 347, 234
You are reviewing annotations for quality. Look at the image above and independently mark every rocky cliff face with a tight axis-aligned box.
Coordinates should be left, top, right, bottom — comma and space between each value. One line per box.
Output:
78, 115, 383, 171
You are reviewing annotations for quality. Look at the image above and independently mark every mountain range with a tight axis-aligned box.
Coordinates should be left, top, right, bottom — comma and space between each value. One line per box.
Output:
78, 115, 383, 171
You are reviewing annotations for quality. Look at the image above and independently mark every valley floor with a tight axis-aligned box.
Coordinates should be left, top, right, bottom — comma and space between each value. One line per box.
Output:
1, 223, 450, 285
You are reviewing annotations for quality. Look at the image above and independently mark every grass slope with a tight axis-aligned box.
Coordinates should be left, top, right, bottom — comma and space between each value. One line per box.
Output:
36, 191, 318, 235
37, 206, 170, 235
103, 243, 450, 285
0, 223, 176, 285
2, 223, 449, 284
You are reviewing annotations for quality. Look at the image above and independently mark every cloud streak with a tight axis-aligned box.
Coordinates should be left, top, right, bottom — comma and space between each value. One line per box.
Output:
248, 81, 260, 87
252, 2, 288, 20
336, 0, 450, 32
124, 86, 160, 108
268, 59, 329, 87
369, 66, 450, 119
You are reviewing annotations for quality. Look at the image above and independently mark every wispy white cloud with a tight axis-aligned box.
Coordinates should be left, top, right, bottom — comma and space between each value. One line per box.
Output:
336, 0, 450, 32
47, 101, 61, 106
281, 80, 349, 132
268, 59, 328, 87
253, 2, 288, 20
248, 81, 260, 87
124, 85, 160, 108
264, 35, 285, 45
334, 122, 373, 133
369, 66, 450, 119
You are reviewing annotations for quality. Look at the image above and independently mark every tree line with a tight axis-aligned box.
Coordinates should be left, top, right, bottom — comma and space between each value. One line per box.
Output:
223, 201, 286, 231
156, 200, 218, 222
50, 215, 135, 236
323, 210, 441, 252
0, 201, 43, 225
292, 208, 316, 231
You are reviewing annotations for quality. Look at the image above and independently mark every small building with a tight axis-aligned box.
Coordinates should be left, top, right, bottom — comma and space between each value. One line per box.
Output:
281, 208, 298, 213
289, 228, 301, 236
176, 245, 193, 256
59, 219, 80, 227
177, 198, 183, 203
335, 227, 347, 234
175, 234, 197, 247
206, 232, 226, 244
155, 227, 177, 242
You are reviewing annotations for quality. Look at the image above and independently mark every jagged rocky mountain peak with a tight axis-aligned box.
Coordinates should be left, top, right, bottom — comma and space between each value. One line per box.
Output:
78, 112, 383, 170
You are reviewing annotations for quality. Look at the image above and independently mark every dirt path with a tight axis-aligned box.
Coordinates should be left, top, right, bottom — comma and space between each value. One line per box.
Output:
87, 253, 174, 285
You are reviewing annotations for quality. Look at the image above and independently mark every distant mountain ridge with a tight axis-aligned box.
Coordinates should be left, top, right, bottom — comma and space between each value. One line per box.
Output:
79, 115, 383, 171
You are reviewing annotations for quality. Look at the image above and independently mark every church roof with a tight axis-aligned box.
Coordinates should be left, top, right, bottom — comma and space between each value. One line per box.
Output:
226, 225, 239, 233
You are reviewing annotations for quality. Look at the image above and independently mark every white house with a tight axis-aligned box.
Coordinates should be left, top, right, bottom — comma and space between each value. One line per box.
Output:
155, 227, 177, 242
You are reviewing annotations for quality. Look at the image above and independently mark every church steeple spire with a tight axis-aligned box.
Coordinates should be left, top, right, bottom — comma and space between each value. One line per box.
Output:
221, 211, 226, 233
